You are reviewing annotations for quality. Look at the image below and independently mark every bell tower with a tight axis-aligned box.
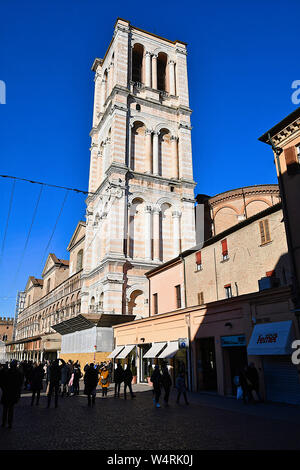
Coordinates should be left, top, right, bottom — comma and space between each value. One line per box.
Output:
81, 18, 196, 318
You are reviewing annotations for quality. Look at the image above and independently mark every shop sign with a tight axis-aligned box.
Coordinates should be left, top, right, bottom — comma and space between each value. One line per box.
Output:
221, 335, 246, 347
178, 338, 188, 349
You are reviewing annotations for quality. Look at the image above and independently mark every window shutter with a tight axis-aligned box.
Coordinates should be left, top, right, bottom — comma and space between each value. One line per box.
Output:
264, 219, 270, 242
221, 239, 228, 256
259, 221, 266, 244
195, 251, 202, 265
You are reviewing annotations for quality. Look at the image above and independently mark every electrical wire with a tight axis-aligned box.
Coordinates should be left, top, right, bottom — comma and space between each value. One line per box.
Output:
12, 185, 44, 288
0, 179, 16, 266
0, 174, 94, 196
40, 190, 69, 269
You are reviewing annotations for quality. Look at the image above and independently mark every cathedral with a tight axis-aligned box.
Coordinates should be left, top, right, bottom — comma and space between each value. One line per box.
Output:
81, 18, 196, 320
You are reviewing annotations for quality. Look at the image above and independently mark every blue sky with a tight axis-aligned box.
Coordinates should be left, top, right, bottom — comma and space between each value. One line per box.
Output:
0, 0, 299, 317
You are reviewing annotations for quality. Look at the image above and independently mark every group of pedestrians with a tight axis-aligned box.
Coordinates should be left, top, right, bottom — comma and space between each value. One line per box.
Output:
150, 363, 189, 408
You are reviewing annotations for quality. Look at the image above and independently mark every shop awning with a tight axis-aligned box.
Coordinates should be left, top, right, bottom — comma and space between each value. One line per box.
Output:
158, 341, 179, 359
115, 344, 135, 359
247, 320, 294, 356
108, 345, 125, 359
143, 342, 167, 359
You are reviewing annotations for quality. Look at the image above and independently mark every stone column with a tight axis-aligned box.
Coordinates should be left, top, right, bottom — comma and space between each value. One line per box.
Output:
153, 131, 159, 175
145, 129, 152, 173
145, 52, 151, 87
172, 211, 181, 256
169, 60, 176, 95
171, 136, 178, 179
145, 205, 152, 260
153, 206, 160, 261
152, 54, 157, 89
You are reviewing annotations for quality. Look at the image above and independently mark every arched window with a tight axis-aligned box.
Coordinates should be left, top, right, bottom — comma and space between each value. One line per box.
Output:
47, 278, 51, 294
130, 121, 146, 172
76, 249, 83, 271
132, 44, 144, 83
157, 53, 168, 91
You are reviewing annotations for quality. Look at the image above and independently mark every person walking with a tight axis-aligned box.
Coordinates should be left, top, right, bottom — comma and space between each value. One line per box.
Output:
47, 359, 64, 408
30, 362, 44, 406
99, 366, 110, 398
161, 363, 172, 406
60, 360, 71, 398
150, 365, 162, 408
238, 366, 252, 405
84, 363, 99, 406
0, 360, 23, 428
123, 365, 136, 400
246, 362, 262, 402
114, 362, 124, 398
73, 363, 82, 396
175, 372, 189, 405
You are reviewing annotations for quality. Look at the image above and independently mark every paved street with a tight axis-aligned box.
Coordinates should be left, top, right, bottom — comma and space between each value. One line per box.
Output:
1, 382, 300, 450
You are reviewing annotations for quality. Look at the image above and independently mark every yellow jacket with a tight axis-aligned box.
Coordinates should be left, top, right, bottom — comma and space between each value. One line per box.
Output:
99, 369, 110, 388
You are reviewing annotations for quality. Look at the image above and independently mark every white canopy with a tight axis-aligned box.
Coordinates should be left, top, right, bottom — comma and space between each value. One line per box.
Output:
108, 345, 125, 359
158, 341, 179, 359
143, 342, 166, 359
247, 321, 294, 356
115, 344, 135, 359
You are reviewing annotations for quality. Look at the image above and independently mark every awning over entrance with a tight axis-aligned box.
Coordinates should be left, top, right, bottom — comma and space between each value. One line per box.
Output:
108, 345, 124, 359
158, 341, 179, 359
116, 344, 135, 359
143, 342, 166, 359
247, 320, 294, 355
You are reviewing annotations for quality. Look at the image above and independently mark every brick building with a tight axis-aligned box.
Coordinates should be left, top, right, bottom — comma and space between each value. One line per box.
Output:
0, 317, 14, 342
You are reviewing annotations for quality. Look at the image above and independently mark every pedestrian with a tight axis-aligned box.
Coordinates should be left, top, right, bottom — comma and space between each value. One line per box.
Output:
60, 360, 71, 397
108, 360, 113, 382
238, 366, 253, 405
114, 361, 124, 398
47, 359, 64, 408
246, 362, 262, 402
161, 363, 172, 406
0, 360, 23, 428
99, 366, 110, 398
123, 364, 136, 400
73, 363, 82, 396
30, 362, 44, 406
84, 363, 98, 406
175, 372, 189, 405
150, 364, 162, 408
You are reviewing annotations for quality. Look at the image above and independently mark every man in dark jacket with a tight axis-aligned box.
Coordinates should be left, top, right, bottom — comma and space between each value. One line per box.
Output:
123, 365, 136, 400
246, 362, 262, 402
84, 363, 99, 406
30, 362, 44, 406
0, 360, 23, 428
114, 362, 124, 398
150, 365, 162, 408
161, 363, 172, 406
47, 359, 64, 408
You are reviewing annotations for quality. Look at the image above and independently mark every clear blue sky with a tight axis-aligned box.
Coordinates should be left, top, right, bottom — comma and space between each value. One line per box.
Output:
0, 0, 299, 317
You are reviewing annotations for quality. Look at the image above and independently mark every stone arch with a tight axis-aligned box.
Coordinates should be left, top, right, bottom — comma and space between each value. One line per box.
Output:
128, 197, 146, 259
127, 285, 146, 318
130, 121, 146, 172
159, 201, 174, 261
213, 205, 240, 234
245, 199, 271, 217
132, 43, 145, 83
157, 52, 168, 92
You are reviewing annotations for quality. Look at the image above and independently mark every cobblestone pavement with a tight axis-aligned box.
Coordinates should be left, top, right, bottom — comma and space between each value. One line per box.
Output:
1, 382, 300, 450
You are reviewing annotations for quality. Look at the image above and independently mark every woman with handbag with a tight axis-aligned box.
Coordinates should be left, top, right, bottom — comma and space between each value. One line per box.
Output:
99, 366, 110, 398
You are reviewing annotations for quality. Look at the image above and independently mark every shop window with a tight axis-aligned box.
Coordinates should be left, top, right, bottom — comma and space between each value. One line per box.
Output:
259, 219, 271, 245
153, 293, 158, 315
175, 285, 182, 308
221, 239, 229, 260
224, 284, 232, 299
195, 251, 202, 271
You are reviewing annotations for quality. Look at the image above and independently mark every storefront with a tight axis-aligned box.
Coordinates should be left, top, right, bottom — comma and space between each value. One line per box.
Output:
247, 320, 300, 405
